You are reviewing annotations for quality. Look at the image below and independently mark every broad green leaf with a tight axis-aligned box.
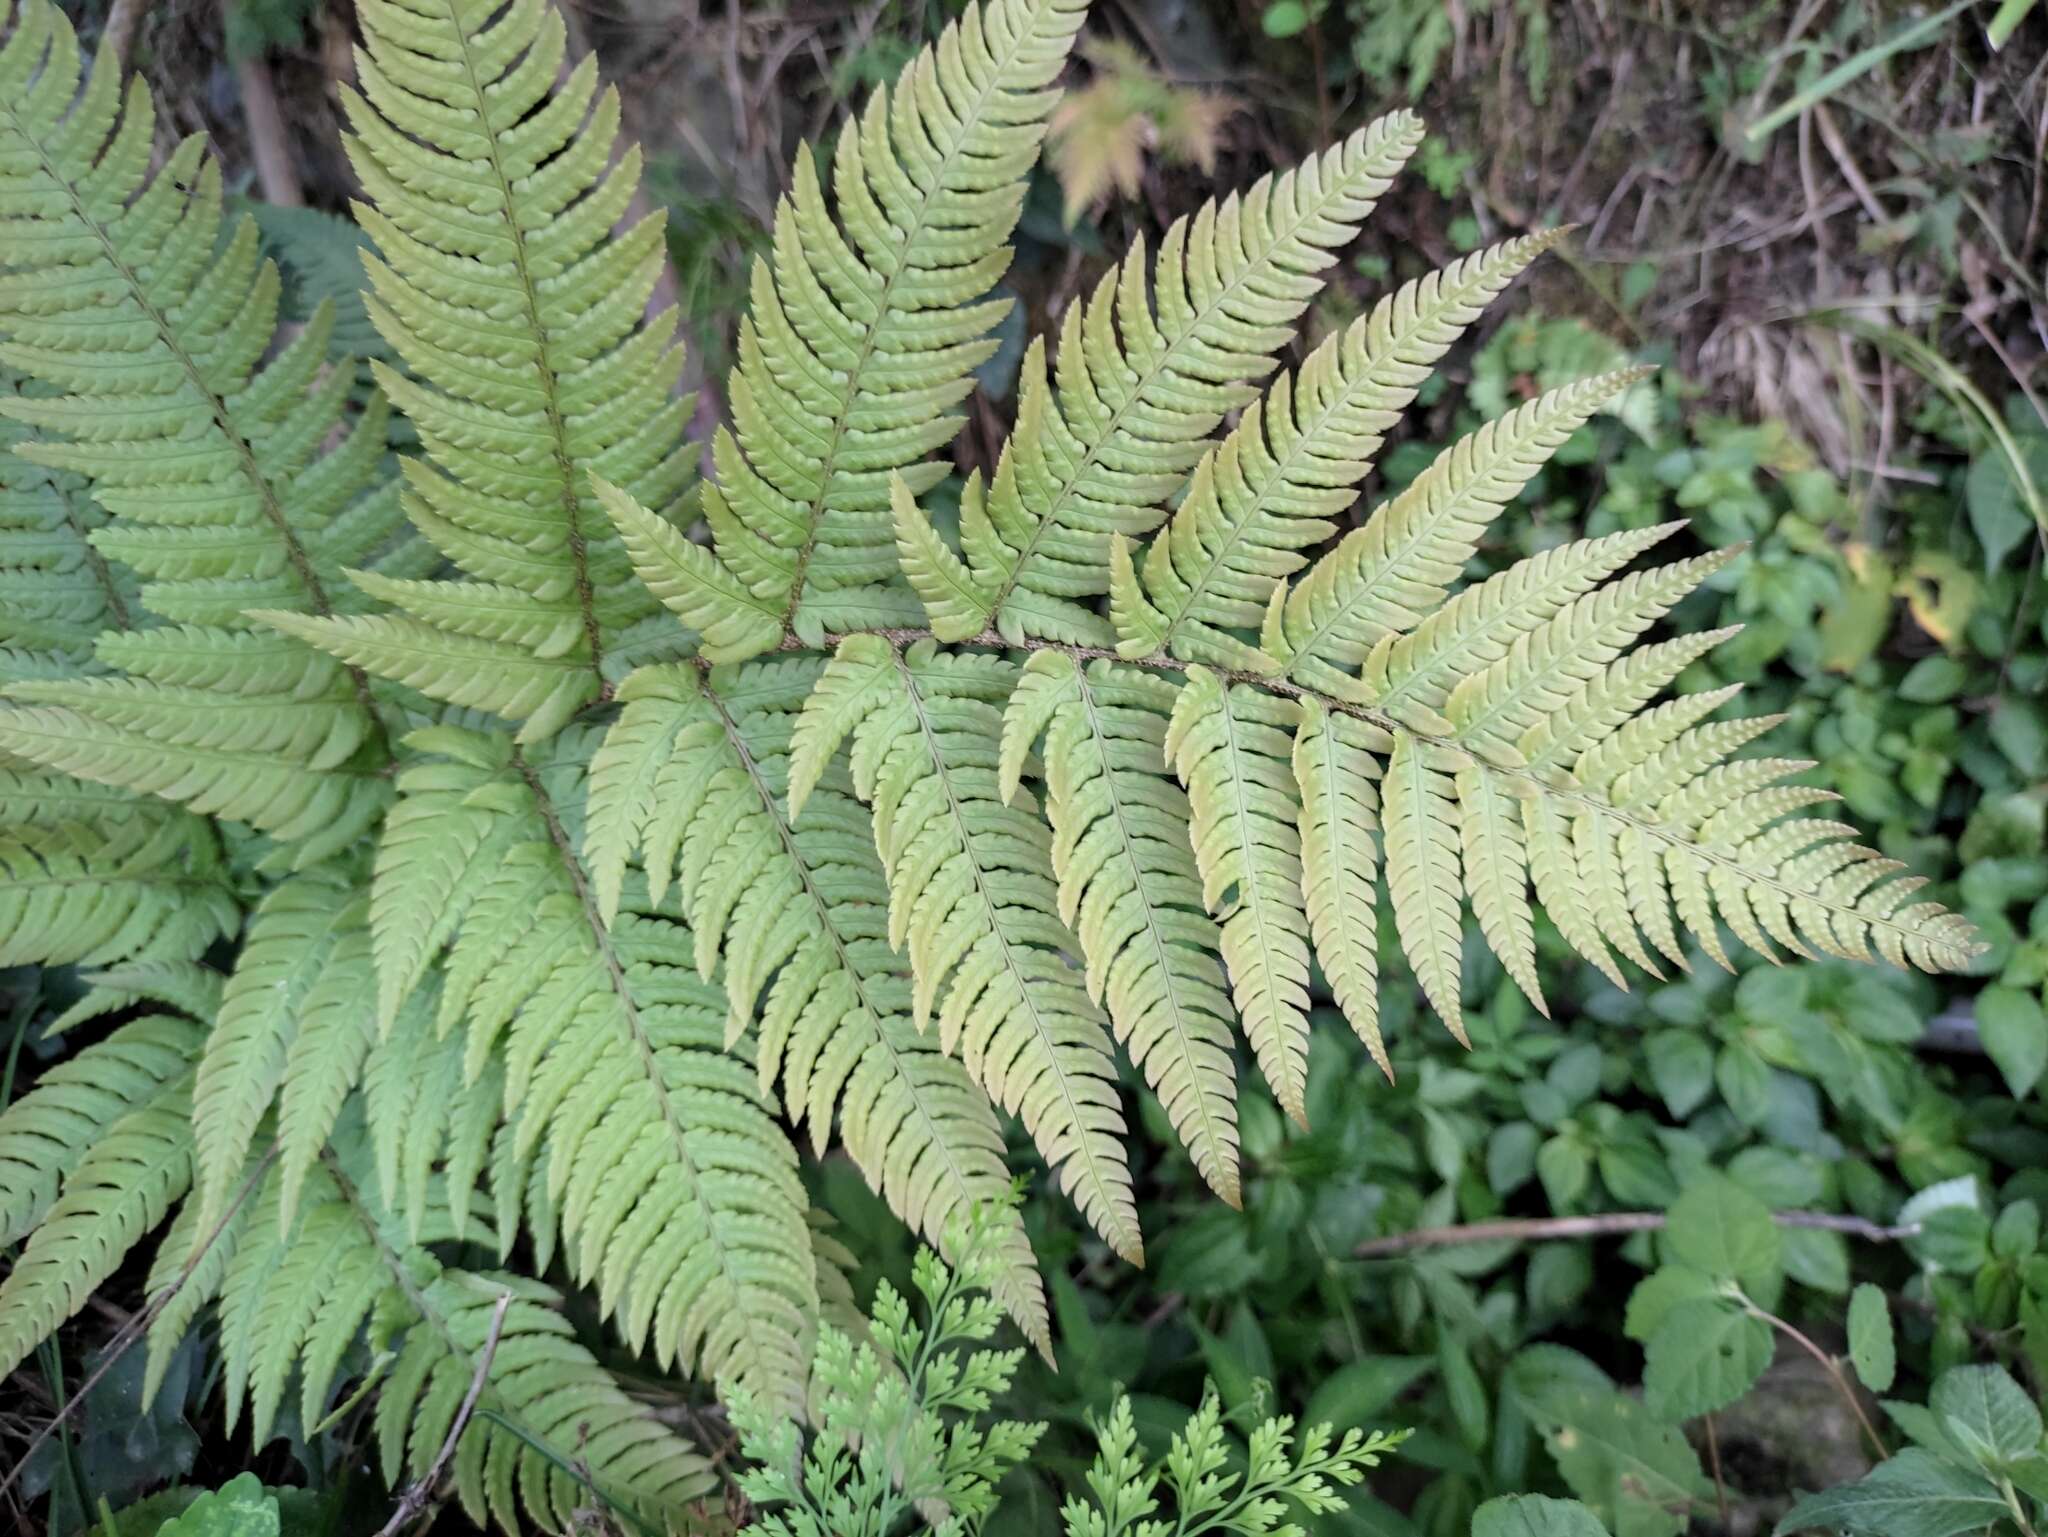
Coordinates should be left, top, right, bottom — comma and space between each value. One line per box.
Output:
1931, 1364, 2044, 1470
1976, 985, 2046, 1099
1642, 1297, 1772, 1422
1774, 1448, 2008, 1537
1644, 1031, 1714, 1119
155, 1475, 281, 1537
1473, 1494, 1612, 1537
1848, 1283, 1896, 1393
1662, 1172, 1781, 1291
1513, 1350, 1707, 1537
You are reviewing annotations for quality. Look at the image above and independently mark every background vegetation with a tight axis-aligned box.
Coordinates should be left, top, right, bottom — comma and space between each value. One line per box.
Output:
4, 0, 2045, 1532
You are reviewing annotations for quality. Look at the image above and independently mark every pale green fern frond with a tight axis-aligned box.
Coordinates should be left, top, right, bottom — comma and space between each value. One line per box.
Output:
0, 1013, 203, 1248
262, 0, 700, 731
897, 114, 1425, 648
0, 811, 237, 967
584, 658, 1049, 1344
1108, 233, 1566, 670
1292, 698, 1390, 1076
196, 1151, 720, 1533
394, 724, 822, 1412
630, 0, 1085, 657
1166, 669, 1314, 1123
795, 637, 1139, 1261
1002, 652, 1240, 1205
361, 984, 503, 1245
0, 1043, 195, 1378
191, 870, 373, 1226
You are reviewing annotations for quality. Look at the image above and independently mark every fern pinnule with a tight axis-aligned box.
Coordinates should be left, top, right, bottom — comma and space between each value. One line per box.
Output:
1293, 699, 1391, 1077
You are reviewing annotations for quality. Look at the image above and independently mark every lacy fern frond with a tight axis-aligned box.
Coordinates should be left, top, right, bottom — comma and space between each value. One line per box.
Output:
603, 0, 1086, 656
260, 0, 706, 737
0, 0, 397, 852
0, 0, 1985, 1479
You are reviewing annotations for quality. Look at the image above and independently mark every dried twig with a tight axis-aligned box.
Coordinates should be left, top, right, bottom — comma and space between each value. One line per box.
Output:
372, 1290, 515, 1537
1352, 1209, 1921, 1259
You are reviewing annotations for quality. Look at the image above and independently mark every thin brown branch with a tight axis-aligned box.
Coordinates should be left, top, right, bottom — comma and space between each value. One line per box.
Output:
1351, 1209, 1922, 1259
373, 1290, 515, 1537
234, 56, 304, 208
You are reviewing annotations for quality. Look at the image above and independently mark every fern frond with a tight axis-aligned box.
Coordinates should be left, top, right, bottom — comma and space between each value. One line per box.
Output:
362, 983, 503, 1245
797, 637, 1139, 1261
585, 659, 1049, 1345
193, 871, 374, 1224
1004, 652, 1240, 1204
1166, 669, 1314, 1123
0, 373, 139, 676
274, 0, 708, 723
0, 812, 237, 967
1110, 234, 1567, 669
1263, 371, 1650, 695
0, 1067, 194, 1378
402, 725, 821, 1411
0, 1014, 204, 1247
205, 1153, 720, 1532
650, 0, 1085, 654
900, 114, 1424, 647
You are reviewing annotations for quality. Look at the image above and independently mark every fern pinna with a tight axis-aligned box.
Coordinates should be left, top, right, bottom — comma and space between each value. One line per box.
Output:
0, 0, 1977, 1525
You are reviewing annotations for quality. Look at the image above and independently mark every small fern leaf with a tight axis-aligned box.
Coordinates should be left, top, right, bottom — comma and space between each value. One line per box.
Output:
1293, 699, 1391, 1077
0, 1085, 194, 1380
1122, 233, 1569, 667
805, 638, 1141, 1261
592, 475, 785, 664
966, 115, 1427, 644
0, 1014, 204, 1248
1458, 763, 1544, 1013
1382, 732, 1467, 1044
1014, 653, 1242, 1204
1168, 668, 1314, 1123
691, 0, 1085, 644
1269, 370, 1651, 689
194, 874, 370, 1223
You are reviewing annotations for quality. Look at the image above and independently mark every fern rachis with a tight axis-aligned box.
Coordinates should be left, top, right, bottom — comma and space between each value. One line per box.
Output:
0, 0, 1984, 1520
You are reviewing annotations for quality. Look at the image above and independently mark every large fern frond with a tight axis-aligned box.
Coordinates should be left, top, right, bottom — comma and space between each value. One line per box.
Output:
585, 658, 1049, 1344
384, 724, 821, 1411
793, 637, 1139, 1261
1002, 653, 1240, 1204
0, 0, 400, 849
0, 809, 237, 967
895, 114, 1425, 648
604, 0, 1086, 657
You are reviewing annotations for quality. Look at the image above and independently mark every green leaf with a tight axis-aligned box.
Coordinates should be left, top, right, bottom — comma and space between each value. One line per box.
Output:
1513, 1351, 1708, 1537
155, 1475, 281, 1537
1897, 656, 1968, 704
1977, 985, 2047, 1098
1847, 1283, 1896, 1393
1644, 1031, 1714, 1119
1966, 432, 2048, 572
1992, 700, 2048, 779
1623, 1266, 1720, 1342
1304, 1355, 1435, 1431
1473, 1494, 1613, 1537
1262, 0, 1310, 36
1642, 1297, 1772, 1421
1774, 1448, 2008, 1537
1663, 1172, 1782, 1290
1931, 1364, 2044, 1470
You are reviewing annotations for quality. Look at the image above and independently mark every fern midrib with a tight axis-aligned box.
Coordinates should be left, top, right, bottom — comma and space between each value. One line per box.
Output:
2, 99, 387, 732
774, 624, 1962, 957
53, 484, 133, 633
1069, 666, 1234, 1197
1209, 686, 1304, 1113
699, 678, 998, 1226
983, 155, 1392, 626
778, 0, 1049, 623
892, 650, 1132, 1251
437, 0, 605, 690
509, 747, 752, 1346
